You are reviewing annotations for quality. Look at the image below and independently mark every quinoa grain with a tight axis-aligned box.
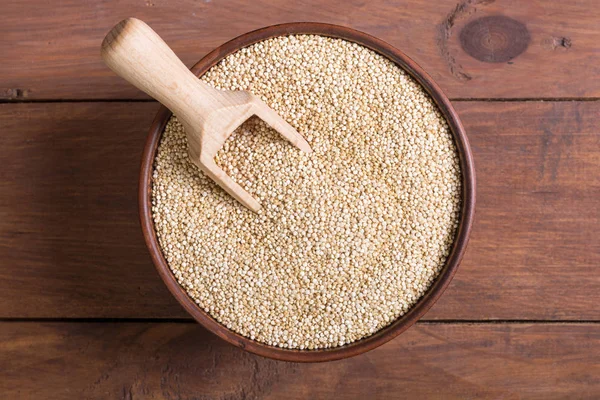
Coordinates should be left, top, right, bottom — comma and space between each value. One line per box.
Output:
152, 35, 461, 349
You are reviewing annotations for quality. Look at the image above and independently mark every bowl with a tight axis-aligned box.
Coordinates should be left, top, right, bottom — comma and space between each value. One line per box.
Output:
139, 22, 476, 362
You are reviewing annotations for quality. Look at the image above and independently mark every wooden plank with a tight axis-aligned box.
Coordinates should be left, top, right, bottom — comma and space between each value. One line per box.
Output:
0, 103, 187, 318
427, 101, 600, 319
1, 322, 598, 398
0, 101, 598, 319
1, 0, 598, 100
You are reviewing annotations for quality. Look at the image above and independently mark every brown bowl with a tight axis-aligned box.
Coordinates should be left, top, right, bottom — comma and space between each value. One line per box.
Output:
139, 22, 476, 362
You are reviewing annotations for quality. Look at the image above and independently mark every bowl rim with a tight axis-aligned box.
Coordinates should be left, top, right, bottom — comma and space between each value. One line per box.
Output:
139, 22, 476, 362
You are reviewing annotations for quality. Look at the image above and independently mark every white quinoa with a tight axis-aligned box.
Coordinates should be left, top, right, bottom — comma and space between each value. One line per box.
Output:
152, 35, 461, 349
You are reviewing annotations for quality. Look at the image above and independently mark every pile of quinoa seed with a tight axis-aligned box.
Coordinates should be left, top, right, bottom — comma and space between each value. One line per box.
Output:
152, 35, 461, 349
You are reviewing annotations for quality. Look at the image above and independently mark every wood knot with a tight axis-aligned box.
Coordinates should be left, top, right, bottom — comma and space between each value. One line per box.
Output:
459, 16, 530, 63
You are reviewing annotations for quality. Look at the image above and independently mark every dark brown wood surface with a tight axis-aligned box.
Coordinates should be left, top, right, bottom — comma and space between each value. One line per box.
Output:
1, 0, 599, 100
1, 0, 599, 397
1, 322, 599, 399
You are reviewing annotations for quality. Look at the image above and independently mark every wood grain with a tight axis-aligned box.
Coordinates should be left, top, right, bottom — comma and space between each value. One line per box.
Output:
1, 0, 598, 100
427, 100, 600, 319
0, 100, 598, 320
1, 322, 598, 399
0, 102, 187, 318
1, 0, 597, 394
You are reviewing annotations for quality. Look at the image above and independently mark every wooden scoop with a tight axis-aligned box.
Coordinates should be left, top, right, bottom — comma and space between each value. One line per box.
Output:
101, 18, 312, 212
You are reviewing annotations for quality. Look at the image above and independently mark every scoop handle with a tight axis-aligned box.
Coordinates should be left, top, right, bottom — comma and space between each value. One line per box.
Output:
101, 18, 214, 119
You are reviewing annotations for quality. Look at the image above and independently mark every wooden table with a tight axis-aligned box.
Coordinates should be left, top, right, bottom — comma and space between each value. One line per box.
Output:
1, 1, 599, 398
